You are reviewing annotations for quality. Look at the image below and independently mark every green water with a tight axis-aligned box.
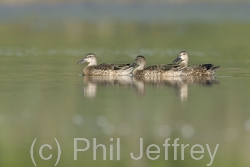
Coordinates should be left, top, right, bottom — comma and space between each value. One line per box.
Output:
1, 3, 250, 167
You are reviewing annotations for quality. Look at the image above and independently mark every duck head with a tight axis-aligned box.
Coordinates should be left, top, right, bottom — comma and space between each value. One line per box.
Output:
173, 51, 189, 67
77, 53, 97, 66
130, 55, 146, 70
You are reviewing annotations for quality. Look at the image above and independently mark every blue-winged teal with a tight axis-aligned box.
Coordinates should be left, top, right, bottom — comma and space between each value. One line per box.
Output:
130, 55, 181, 76
173, 51, 220, 76
77, 53, 134, 76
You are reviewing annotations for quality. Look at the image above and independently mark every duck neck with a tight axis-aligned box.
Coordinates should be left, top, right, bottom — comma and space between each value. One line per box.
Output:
137, 63, 145, 70
179, 60, 188, 68
133, 64, 144, 75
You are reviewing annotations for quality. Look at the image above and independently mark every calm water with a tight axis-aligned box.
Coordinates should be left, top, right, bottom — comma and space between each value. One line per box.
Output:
1, 2, 250, 167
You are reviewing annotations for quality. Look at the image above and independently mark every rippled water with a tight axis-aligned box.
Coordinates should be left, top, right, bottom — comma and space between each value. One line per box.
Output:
1, 2, 250, 167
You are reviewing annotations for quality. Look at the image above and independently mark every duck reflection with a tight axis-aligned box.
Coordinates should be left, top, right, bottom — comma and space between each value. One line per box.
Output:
81, 75, 219, 101
82, 76, 134, 98
168, 76, 219, 101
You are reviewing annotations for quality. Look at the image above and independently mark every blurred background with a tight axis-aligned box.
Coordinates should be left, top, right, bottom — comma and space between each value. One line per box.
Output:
1, 1, 250, 167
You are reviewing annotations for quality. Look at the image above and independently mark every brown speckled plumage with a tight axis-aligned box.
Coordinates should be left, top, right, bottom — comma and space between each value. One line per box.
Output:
77, 53, 133, 76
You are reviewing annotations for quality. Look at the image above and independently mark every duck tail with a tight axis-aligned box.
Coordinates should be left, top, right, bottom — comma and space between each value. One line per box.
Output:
212, 65, 220, 71
202, 64, 213, 69
202, 64, 220, 71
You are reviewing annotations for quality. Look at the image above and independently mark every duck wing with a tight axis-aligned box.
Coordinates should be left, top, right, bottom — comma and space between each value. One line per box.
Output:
110, 63, 131, 70
144, 65, 161, 70
95, 63, 115, 70
161, 63, 180, 70
143, 63, 179, 71
97, 63, 132, 70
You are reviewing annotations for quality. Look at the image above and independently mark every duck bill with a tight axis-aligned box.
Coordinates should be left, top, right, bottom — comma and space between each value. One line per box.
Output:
173, 55, 181, 63
77, 58, 86, 64
129, 62, 137, 67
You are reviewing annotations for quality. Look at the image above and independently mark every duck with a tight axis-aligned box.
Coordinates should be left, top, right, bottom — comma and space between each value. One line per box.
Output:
77, 53, 134, 76
173, 51, 220, 76
130, 55, 181, 76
